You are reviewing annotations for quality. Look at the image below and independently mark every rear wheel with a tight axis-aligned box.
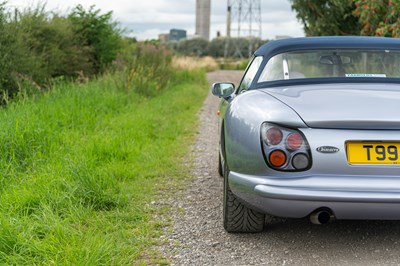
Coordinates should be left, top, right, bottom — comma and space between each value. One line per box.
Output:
218, 153, 223, 177
218, 123, 225, 177
223, 162, 265, 233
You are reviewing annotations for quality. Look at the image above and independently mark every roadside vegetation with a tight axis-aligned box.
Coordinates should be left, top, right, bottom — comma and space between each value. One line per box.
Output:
171, 37, 266, 59
0, 66, 208, 264
0, 3, 121, 99
0, 2, 210, 264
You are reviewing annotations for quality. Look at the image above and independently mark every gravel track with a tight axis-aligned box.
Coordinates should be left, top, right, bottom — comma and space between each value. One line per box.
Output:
159, 70, 400, 266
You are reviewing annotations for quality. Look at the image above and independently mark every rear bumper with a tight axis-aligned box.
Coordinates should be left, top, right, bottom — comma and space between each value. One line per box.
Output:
229, 171, 400, 220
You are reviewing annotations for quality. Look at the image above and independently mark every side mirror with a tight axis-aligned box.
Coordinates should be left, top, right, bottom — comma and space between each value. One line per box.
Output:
211, 82, 235, 98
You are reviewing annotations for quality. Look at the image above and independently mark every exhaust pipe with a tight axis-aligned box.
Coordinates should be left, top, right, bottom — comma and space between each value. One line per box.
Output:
310, 209, 335, 225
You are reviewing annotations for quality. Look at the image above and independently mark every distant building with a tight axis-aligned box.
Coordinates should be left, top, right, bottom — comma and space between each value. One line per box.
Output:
195, 0, 211, 40
158, 33, 169, 43
158, 29, 187, 43
169, 29, 187, 42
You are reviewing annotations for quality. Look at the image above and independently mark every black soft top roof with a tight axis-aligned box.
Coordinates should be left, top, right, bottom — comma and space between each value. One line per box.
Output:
254, 36, 400, 57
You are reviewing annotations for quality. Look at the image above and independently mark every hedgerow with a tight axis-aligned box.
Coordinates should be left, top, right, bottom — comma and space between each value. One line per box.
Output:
0, 3, 122, 99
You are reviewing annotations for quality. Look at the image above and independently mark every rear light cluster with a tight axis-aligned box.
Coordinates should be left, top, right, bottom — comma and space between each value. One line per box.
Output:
261, 123, 312, 171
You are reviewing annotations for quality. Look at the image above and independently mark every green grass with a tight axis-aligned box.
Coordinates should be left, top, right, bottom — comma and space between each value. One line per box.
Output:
0, 69, 208, 264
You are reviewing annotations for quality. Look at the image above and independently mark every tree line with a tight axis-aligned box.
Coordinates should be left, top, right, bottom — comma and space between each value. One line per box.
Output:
169, 37, 267, 58
289, 0, 400, 37
172, 0, 400, 59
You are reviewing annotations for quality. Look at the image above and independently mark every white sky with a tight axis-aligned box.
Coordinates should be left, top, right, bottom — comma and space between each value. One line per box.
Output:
6, 0, 305, 40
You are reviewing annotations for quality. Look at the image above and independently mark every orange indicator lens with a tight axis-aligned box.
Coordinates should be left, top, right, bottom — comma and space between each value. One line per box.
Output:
269, 150, 287, 167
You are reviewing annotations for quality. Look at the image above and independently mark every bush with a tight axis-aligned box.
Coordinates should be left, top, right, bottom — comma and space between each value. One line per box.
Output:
0, 3, 21, 97
0, 3, 125, 101
171, 37, 267, 59
69, 5, 122, 73
174, 38, 209, 56
9, 6, 94, 85
209, 37, 265, 58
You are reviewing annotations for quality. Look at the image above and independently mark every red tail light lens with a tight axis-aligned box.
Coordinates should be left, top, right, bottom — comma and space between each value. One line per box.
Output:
266, 127, 283, 145
261, 123, 312, 172
286, 133, 303, 150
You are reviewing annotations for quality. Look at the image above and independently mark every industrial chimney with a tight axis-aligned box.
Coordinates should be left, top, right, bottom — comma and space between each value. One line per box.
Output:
195, 0, 211, 40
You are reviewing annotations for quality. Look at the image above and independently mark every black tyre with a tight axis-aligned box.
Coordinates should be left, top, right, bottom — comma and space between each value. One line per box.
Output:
223, 162, 265, 233
219, 123, 225, 178
218, 153, 223, 177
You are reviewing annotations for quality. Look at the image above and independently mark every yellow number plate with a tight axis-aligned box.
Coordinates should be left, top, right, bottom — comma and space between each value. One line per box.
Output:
347, 142, 400, 164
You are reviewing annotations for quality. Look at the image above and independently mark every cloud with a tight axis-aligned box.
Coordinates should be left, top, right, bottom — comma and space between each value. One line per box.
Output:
5, 0, 304, 40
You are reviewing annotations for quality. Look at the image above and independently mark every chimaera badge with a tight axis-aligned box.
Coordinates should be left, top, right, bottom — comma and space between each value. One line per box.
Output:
316, 146, 340, 154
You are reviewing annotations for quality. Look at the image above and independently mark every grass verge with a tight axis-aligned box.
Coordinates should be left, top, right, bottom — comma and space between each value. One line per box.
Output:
0, 69, 208, 264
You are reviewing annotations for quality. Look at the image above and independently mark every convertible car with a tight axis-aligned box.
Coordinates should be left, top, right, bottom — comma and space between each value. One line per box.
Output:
212, 36, 400, 233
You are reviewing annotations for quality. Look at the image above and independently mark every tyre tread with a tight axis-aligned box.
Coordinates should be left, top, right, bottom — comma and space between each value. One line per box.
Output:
224, 186, 265, 233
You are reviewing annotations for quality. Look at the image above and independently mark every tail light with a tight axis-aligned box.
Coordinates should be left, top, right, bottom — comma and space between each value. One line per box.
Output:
286, 133, 303, 150
261, 123, 312, 171
269, 150, 287, 167
266, 127, 283, 145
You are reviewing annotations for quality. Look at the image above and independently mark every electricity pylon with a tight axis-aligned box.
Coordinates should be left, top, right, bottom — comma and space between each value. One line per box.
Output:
225, 0, 262, 58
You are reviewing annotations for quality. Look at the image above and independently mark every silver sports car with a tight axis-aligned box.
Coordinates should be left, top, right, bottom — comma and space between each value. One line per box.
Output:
212, 36, 400, 233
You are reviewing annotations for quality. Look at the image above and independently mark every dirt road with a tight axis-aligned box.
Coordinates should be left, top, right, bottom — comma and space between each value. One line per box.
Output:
160, 70, 400, 265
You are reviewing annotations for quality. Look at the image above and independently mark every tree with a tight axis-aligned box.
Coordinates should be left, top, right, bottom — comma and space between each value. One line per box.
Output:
69, 5, 121, 73
174, 38, 209, 57
354, 0, 400, 37
289, 0, 361, 36
10, 6, 93, 80
208, 37, 265, 58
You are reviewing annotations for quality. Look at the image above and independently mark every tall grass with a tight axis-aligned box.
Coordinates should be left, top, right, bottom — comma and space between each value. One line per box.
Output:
113, 43, 174, 97
172, 56, 219, 72
0, 67, 208, 264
